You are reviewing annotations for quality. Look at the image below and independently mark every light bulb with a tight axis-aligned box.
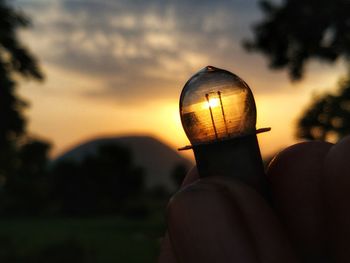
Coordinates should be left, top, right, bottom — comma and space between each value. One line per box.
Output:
180, 66, 257, 145
177, 66, 271, 197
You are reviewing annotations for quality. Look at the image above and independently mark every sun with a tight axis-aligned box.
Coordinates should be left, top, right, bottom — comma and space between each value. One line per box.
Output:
203, 97, 220, 109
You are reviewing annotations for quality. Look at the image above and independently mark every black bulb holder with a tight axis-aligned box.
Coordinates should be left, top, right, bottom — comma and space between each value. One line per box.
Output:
179, 128, 271, 197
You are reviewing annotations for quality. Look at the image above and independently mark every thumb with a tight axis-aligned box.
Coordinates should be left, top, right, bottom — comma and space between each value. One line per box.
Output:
167, 176, 299, 263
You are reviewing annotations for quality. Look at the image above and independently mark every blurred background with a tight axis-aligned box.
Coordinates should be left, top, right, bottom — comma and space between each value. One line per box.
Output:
1, 0, 350, 262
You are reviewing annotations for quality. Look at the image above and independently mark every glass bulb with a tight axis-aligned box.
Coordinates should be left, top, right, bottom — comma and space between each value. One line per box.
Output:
180, 66, 257, 145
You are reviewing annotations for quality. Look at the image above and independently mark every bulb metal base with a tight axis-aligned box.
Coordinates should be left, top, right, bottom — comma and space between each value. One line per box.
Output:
191, 133, 270, 198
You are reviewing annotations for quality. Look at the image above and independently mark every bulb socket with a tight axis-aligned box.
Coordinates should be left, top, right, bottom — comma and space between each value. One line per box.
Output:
192, 133, 270, 199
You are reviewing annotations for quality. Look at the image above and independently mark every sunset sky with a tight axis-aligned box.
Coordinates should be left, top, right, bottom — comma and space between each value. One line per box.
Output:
13, 0, 346, 160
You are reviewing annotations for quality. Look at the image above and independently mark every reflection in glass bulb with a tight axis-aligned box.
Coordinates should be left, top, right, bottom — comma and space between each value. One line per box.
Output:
180, 66, 257, 145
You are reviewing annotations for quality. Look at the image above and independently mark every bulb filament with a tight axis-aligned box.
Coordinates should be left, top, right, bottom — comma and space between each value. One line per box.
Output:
205, 93, 218, 139
205, 91, 229, 141
218, 91, 229, 136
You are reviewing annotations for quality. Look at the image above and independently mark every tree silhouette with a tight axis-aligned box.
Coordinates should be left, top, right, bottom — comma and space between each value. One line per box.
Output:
245, 0, 350, 141
0, 138, 51, 215
296, 76, 350, 141
51, 144, 145, 216
245, 0, 350, 80
0, 1, 43, 179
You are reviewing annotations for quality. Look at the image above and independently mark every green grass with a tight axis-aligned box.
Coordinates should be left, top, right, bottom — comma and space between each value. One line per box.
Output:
0, 216, 166, 263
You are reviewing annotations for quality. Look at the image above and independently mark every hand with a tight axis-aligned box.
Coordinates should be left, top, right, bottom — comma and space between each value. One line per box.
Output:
158, 136, 350, 263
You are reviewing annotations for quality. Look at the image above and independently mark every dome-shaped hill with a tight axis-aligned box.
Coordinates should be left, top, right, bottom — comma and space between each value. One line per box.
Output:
54, 136, 193, 191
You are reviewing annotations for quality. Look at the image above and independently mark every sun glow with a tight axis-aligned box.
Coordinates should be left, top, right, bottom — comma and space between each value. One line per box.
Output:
203, 97, 220, 109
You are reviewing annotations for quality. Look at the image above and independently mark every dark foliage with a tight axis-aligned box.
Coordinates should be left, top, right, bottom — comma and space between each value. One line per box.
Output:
171, 163, 188, 189
297, 77, 350, 141
0, 236, 17, 263
148, 185, 169, 200
0, 0, 43, 179
0, 138, 51, 215
0, 236, 96, 263
34, 239, 96, 263
246, 0, 350, 141
51, 144, 146, 216
244, 0, 350, 80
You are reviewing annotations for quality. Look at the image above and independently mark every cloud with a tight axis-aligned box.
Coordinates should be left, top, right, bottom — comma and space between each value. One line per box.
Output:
14, 0, 270, 103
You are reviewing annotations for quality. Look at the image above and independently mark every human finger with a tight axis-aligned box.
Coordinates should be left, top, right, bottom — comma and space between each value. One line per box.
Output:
158, 233, 177, 263
180, 166, 199, 187
267, 141, 333, 261
323, 135, 350, 262
158, 167, 198, 263
167, 176, 298, 263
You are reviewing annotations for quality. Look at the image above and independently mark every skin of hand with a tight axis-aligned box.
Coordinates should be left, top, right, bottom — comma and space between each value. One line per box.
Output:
158, 136, 350, 263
